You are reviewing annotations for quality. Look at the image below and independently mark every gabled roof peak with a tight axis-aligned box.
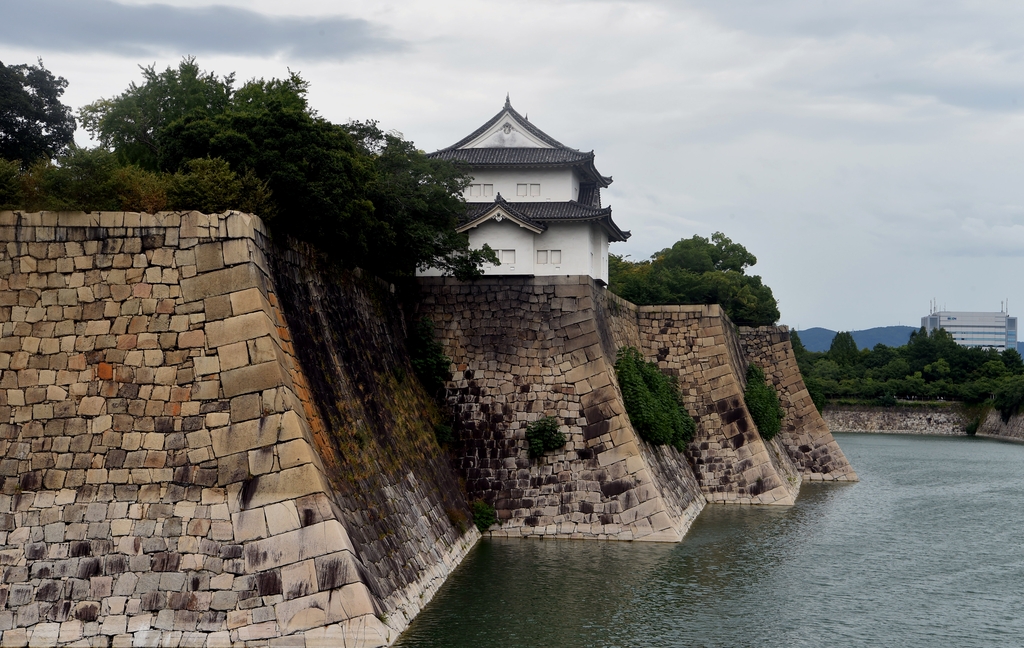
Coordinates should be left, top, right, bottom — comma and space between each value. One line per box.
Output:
439, 99, 569, 152
428, 97, 613, 187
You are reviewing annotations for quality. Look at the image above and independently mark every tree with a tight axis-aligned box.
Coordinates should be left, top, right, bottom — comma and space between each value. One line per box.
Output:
828, 331, 859, 366
0, 158, 20, 208
608, 232, 780, 326
658, 232, 757, 273
0, 59, 76, 166
79, 57, 234, 171
76, 58, 496, 281
1002, 348, 1024, 375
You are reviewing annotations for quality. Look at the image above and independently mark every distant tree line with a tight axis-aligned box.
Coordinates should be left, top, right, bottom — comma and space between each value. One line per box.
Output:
794, 327, 1024, 419
608, 232, 780, 326
0, 57, 496, 282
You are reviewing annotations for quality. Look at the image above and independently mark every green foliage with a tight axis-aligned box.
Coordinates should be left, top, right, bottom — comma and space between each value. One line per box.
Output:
744, 364, 785, 441
433, 422, 454, 447
965, 417, 981, 436
109, 165, 171, 213
608, 232, 780, 326
790, 329, 807, 358
828, 331, 859, 366
0, 158, 23, 208
803, 375, 827, 413
408, 319, 451, 398
0, 59, 76, 165
79, 57, 234, 171
4, 57, 495, 281
168, 157, 242, 212
525, 416, 566, 458
470, 500, 497, 532
614, 347, 696, 451
21, 146, 121, 211
1003, 348, 1024, 374
875, 391, 898, 407
793, 325, 1024, 410
993, 375, 1024, 422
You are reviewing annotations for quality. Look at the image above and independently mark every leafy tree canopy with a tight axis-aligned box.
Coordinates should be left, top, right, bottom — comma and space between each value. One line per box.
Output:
796, 325, 1024, 409
79, 57, 234, 171
828, 331, 859, 366
5, 57, 495, 281
609, 232, 780, 326
0, 59, 76, 166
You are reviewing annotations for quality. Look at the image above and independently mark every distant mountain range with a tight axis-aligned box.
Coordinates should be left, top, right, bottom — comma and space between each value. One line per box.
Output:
795, 325, 1024, 354
795, 326, 918, 352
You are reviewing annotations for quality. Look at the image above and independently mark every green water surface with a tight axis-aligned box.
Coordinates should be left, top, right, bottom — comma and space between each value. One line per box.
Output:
395, 433, 1024, 647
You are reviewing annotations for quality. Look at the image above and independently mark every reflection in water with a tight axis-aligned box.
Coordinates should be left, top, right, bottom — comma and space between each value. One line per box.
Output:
396, 434, 1024, 647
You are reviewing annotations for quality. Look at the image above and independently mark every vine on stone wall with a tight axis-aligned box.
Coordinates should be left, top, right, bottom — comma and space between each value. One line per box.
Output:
744, 364, 785, 441
614, 347, 696, 451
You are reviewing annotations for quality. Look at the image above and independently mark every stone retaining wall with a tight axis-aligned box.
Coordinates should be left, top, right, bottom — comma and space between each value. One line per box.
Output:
740, 328, 858, 480
417, 277, 706, 542
639, 306, 803, 504
824, 405, 968, 436
976, 409, 1024, 442
417, 278, 856, 532
0, 211, 476, 647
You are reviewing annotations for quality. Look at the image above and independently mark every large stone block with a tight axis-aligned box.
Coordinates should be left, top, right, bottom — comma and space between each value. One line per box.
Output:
220, 362, 291, 398
180, 264, 265, 303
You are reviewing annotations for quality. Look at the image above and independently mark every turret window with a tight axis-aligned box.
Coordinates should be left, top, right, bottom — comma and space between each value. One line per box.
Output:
536, 249, 561, 264
465, 184, 493, 197
500, 249, 516, 264
516, 183, 540, 197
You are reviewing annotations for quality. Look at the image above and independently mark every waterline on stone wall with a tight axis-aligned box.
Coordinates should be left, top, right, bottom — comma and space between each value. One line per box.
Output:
396, 432, 1024, 648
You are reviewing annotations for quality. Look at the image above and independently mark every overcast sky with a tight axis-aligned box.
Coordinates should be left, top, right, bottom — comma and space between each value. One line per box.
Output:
5, 0, 1024, 331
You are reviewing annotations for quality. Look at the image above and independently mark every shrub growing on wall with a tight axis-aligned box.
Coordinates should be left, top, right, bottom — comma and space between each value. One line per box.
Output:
993, 375, 1024, 422
408, 318, 451, 398
526, 416, 566, 458
744, 364, 785, 441
471, 500, 497, 532
614, 347, 696, 451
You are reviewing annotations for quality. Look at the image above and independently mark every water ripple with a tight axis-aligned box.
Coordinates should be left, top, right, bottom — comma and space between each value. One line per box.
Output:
395, 434, 1024, 647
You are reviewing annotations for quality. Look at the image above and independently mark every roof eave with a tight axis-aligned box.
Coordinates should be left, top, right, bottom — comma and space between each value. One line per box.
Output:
458, 199, 546, 234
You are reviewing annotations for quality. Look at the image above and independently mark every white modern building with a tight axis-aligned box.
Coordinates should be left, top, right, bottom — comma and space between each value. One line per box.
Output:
417, 97, 630, 283
921, 308, 1018, 351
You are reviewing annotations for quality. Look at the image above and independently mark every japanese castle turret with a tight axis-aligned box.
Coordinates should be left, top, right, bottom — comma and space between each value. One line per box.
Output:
419, 96, 630, 283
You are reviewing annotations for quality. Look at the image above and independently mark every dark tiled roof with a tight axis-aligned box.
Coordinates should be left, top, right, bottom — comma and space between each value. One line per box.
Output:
577, 183, 601, 208
429, 148, 595, 166
429, 97, 613, 187
464, 195, 630, 241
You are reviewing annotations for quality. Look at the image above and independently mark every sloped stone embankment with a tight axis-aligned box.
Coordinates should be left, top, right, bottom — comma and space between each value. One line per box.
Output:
417, 278, 856, 540
0, 211, 475, 647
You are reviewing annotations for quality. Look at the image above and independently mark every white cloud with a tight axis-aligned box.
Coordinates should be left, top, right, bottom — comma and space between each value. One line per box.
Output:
3, 0, 1024, 330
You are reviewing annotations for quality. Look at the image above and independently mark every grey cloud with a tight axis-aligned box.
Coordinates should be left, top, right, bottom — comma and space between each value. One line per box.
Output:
4, 0, 405, 60
640, 0, 1024, 113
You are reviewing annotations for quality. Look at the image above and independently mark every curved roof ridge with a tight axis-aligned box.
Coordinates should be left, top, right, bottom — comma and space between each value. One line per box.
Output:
439, 98, 574, 152
459, 196, 630, 241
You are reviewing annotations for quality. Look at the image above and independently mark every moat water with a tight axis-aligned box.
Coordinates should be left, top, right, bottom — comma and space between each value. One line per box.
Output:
395, 433, 1024, 647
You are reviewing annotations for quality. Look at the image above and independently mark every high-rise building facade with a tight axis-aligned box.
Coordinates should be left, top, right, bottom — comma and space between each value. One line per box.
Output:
921, 310, 1018, 351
